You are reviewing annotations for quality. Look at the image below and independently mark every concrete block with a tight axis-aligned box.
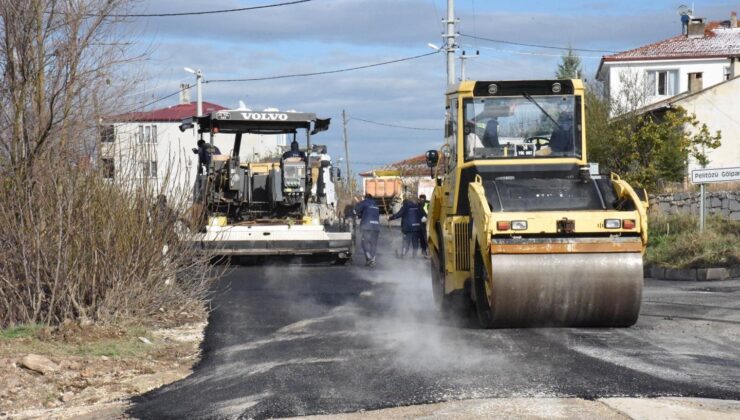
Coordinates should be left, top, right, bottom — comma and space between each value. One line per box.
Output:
721, 198, 729, 209
730, 212, 740, 221
730, 200, 740, 211
664, 268, 697, 281
650, 266, 665, 279
696, 268, 730, 281
710, 197, 720, 208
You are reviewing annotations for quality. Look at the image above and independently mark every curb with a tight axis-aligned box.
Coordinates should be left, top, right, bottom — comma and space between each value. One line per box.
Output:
646, 265, 740, 281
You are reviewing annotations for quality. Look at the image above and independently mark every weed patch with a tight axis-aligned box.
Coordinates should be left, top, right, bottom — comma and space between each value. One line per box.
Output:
646, 213, 740, 269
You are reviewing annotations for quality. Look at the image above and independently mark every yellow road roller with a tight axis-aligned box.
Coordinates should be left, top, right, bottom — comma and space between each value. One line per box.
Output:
424, 79, 649, 328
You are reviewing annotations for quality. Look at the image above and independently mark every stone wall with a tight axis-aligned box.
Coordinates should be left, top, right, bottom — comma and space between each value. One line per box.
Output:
650, 191, 740, 220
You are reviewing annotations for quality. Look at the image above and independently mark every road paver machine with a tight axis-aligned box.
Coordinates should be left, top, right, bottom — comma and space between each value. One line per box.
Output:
425, 79, 649, 327
182, 108, 352, 263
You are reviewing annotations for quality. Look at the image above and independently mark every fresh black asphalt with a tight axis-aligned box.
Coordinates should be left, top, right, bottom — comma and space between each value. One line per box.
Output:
130, 236, 740, 419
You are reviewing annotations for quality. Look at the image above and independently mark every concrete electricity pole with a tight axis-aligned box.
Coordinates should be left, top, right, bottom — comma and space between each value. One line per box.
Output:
444, 0, 457, 86
184, 67, 203, 116
459, 50, 478, 81
342, 109, 351, 188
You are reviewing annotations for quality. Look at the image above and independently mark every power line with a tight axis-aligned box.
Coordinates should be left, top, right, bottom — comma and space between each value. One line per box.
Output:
462, 43, 603, 59
206, 51, 441, 83
118, 50, 441, 114
99, 0, 311, 18
459, 33, 616, 54
351, 117, 442, 132
116, 86, 189, 116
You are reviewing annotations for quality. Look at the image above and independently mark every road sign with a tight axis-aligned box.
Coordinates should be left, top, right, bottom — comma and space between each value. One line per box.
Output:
690, 166, 740, 232
691, 167, 740, 184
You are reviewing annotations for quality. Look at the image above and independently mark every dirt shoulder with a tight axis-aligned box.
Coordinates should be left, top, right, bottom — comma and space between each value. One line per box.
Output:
0, 311, 206, 419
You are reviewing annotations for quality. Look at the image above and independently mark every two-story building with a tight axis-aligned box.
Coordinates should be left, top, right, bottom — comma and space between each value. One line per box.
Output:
597, 12, 739, 109
596, 11, 740, 175
101, 92, 288, 204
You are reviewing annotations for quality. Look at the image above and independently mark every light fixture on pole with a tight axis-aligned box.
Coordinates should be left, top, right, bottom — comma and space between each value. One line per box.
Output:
184, 67, 203, 117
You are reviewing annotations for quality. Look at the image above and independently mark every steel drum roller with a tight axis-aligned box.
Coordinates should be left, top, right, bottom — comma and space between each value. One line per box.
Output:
489, 252, 643, 327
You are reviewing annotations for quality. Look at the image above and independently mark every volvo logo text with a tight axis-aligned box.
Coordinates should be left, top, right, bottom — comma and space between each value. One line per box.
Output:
240, 112, 289, 121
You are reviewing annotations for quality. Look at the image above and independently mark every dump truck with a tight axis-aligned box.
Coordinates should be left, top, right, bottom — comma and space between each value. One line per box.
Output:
182, 108, 352, 263
363, 173, 403, 214
424, 79, 649, 327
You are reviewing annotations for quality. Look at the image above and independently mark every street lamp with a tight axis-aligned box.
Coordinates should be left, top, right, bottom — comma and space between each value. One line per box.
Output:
184, 67, 203, 117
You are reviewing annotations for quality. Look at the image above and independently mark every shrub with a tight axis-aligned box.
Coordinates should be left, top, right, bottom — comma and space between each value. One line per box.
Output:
0, 159, 219, 327
646, 213, 740, 269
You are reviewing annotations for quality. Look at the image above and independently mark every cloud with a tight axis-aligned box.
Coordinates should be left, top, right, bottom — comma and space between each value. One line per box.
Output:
117, 0, 739, 170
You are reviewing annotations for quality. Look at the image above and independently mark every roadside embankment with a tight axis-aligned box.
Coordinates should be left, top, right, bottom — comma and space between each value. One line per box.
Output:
0, 310, 206, 419
645, 212, 740, 281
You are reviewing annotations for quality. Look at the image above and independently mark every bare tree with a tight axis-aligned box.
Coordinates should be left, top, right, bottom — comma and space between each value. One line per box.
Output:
0, 1, 219, 327
0, 0, 143, 173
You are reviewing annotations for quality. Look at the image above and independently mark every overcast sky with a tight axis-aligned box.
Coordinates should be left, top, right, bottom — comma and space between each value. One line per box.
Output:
122, 0, 737, 175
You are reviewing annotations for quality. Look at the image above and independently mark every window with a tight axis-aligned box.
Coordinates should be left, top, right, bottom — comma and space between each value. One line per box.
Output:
647, 70, 678, 96
445, 99, 457, 170
462, 95, 581, 160
99, 125, 115, 143
102, 158, 114, 179
688, 72, 703, 92
141, 161, 157, 178
138, 124, 157, 143
724, 66, 731, 81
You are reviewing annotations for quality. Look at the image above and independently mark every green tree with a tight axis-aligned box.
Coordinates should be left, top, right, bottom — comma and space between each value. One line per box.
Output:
585, 84, 721, 191
556, 47, 582, 79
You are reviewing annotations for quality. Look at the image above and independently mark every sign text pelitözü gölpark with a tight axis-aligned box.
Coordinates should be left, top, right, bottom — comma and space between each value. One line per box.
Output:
691, 167, 740, 184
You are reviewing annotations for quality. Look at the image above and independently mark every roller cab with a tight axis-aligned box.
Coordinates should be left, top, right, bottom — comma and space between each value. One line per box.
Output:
426, 80, 649, 328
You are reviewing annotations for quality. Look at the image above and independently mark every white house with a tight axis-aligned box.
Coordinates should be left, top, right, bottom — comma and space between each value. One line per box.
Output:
596, 11, 740, 176
597, 12, 740, 111
626, 76, 740, 175
100, 98, 287, 204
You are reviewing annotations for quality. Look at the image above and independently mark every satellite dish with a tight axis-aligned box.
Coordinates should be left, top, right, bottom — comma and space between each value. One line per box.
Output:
677, 5, 691, 16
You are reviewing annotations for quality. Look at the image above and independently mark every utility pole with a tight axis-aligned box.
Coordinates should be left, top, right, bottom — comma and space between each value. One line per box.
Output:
444, 0, 457, 86
342, 109, 351, 189
184, 67, 204, 116
196, 70, 203, 117
459, 50, 478, 81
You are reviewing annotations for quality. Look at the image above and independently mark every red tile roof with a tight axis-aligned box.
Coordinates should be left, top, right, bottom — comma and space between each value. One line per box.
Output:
603, 21, 740, 62
111, 101, 226, 122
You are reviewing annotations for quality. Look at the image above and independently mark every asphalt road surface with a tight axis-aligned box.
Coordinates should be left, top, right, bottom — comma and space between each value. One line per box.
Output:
131, 236, 740, 419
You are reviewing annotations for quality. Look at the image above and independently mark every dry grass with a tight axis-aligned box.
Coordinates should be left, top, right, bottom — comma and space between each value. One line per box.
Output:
0, 158, 221, 328
646, 213, 740, 269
